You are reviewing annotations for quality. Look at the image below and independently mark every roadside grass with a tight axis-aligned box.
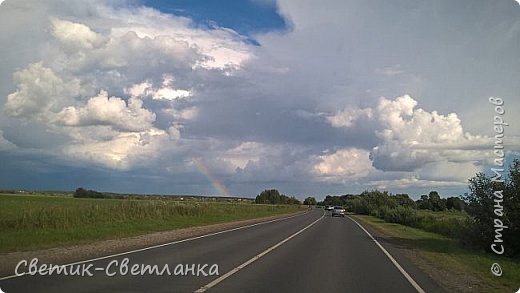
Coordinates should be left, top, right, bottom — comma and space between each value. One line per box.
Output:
352, 214, 520, 293
368, 205, 471, 239
0, 194, 304, 253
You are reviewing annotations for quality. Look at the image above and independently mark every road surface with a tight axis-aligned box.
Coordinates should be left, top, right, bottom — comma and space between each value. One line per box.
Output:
0, 208, 445, 292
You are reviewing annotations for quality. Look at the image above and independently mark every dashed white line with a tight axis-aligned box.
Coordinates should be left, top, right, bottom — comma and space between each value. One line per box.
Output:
195, 210, 325, 292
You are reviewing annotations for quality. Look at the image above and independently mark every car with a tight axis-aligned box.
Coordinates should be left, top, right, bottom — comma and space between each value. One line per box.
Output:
325, 205, 334, 211
331, 206, 345, 217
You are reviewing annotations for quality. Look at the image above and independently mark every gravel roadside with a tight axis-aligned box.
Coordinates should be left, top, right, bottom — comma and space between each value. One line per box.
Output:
0, 209, 309, 277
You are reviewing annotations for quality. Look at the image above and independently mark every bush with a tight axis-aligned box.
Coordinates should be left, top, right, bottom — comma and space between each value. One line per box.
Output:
384, 206, 418, 226
357, 201, 472, 240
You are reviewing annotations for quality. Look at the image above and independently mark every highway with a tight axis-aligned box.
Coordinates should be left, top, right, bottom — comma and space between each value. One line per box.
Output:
0, 208, 445, 293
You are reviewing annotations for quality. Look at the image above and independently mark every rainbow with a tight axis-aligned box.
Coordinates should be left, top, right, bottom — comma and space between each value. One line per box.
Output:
192, 157, 231, 196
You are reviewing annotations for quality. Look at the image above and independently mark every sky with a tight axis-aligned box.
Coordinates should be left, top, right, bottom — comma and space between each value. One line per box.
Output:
0, 0, 519, 200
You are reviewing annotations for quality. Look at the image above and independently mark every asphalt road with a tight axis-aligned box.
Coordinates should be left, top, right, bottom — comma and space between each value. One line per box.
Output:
0, 208, 445, 293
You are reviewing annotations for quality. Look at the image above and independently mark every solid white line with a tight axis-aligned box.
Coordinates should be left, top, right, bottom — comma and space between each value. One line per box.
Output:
0, 209, 310, 281
195, 210, 325, 292
347, 216, 426, 293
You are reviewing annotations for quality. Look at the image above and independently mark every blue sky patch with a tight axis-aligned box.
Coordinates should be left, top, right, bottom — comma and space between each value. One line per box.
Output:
140, 0, 287, 42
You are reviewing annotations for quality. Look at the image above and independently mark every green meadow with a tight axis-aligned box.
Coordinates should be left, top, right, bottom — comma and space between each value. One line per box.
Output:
0, 193, 304, 252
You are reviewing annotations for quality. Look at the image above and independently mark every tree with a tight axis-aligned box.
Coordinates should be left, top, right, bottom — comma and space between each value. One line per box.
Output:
322, 195, 345, 206
416, 192, 446, 211
255, 189, 299, 204
446, 196, 465, 211
282, 195, 301, 205
464, 172, 503, 251
504, 160, 520, 255
303, 197, 317, 205
393, 194, 417, 209
428, 191, 446, 211
255, 189, 280, 204
74, 187, 88, 198
74, 187, 106, 198
416, 194, 432, 210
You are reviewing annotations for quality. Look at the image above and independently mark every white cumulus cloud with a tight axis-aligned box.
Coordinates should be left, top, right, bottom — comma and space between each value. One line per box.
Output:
63, 128, 168, 170
327, 94, 489, 173
327, 108, 372, 128
314, 148, 374, 182
53, 90, 156, 132
50, 17, 106, 51
4, 63, 80, 118
1, 6, 254, 172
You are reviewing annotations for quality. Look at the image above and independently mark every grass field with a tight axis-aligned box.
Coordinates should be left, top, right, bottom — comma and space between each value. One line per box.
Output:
0, 194, 304, 253
353, 214, 520, 293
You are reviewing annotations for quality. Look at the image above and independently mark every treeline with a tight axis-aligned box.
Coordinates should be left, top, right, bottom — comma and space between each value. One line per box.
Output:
74, 187, 109, 198
324, 159, 519, 257
73, 188, 157, 199
254, 189, 300, 205
321, 191, 465, 212
343, 190, 468, 240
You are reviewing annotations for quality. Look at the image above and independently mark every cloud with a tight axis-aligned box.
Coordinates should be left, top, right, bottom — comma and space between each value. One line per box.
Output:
375, 65, 403, 77
218, 141, 267, 170
327, 108, 372, 128
126, 75, 192, 101
375, 95, 464, 145
327, 94, 490, 173
370, 141, 434, 172
314, 148, 374, 182
4, 63, 80, 118
1, 7, 255, 172
168, 124, 182, 141
54, 90, 155, 132
1, 0, 519, 197
63, 128, 168, 170
370, 95, 489, 172
370, 176, 468, 190
228, 142, 316, 184
315, 93, 500, 192
50, 17, 106, 51
417, 160, 481, 183
0, 130, 16, 151
106, 7, 253, 71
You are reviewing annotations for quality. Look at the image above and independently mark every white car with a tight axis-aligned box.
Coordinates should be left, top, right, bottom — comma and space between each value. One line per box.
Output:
325, 205, 334, 211
331, 206, 345, 217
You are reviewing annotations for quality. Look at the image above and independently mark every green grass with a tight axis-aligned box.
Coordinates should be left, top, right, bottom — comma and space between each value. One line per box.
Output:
0, 194, 304, 252
352, 215, 520, 292
415, 209, 468, 220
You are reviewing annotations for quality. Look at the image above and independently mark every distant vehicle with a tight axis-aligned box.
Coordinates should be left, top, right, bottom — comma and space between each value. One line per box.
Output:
325, 205, 334, 211
331, 206, 345, 217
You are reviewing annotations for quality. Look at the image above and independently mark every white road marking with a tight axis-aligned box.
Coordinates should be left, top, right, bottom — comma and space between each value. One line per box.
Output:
0, 209, 311, 281
195, 210, 325, 292
347, 216, 426, 293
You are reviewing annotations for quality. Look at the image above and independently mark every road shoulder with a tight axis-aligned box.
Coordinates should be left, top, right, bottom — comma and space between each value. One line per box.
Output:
349, 214, 452, 293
